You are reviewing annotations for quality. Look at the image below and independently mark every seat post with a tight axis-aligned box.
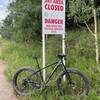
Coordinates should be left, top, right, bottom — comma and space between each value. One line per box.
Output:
35, 57, 40, 67
34, 57, 44, 82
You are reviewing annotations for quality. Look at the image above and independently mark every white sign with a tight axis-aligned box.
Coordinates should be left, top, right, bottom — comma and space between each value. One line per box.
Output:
42, 0, 65, 34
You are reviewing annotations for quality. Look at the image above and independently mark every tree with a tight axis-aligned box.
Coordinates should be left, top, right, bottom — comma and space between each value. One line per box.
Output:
0, 15, 13, 39
5, 0, 42, 42
92, 0, 99, 65
68, 0, 99, 65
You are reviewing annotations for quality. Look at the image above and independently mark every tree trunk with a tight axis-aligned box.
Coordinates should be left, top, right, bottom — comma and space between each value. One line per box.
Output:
93, 7, 99, 65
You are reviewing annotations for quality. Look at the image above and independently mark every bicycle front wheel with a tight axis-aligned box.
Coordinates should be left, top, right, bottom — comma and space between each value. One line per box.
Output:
57, 68, 89, 98
13, 67, 42, 95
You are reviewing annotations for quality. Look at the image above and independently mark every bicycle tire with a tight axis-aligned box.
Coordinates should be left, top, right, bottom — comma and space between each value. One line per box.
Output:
57, 68, 89, 98
13, 67, 42, 95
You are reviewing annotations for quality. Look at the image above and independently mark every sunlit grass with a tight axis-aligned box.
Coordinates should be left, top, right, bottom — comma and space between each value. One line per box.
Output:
1, 32, 100, 100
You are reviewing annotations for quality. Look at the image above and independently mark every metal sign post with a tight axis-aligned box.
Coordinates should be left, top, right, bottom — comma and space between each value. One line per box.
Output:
42, 0, 66, 81
62, 33, 66, 65
42, 34, 46, 81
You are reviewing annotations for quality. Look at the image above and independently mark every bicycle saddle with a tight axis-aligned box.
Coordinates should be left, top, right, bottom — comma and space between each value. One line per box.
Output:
57, 53, 66, 58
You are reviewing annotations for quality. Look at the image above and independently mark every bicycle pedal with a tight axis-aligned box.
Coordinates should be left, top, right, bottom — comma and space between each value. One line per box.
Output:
32, 82, 41, 89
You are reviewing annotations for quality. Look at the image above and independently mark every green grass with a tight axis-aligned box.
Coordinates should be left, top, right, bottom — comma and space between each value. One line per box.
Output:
0, 31, 100, 100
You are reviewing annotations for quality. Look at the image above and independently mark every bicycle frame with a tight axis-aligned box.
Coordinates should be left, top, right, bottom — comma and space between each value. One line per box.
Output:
32, 58, 72, 86
34, 60, 60, 84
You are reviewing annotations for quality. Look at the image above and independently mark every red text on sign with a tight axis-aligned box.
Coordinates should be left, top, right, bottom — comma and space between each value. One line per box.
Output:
45, 4, 64, 11
45, 0, 64, 4
45, 19, 63, 24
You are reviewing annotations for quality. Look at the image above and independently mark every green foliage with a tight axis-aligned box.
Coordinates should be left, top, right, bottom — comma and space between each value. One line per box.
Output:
0, 15, 13, 39
1, 30, 100, 99
1, 39, 42, 80
67, 30, 96, 64
0, 0, 100, 99
1, 0, 42, 42
68, 0, 93, 23
0, 0, 100, 43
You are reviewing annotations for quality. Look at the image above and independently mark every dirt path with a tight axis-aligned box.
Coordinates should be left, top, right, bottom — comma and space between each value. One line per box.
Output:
0, 60, 18, 100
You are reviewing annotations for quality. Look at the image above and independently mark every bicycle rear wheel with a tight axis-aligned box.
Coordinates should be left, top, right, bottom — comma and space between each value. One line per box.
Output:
57, 68, 89, 98
13, 67, 43, 95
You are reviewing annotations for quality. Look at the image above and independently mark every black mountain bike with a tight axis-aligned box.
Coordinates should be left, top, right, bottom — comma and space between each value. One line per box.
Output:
13, 54, 89, 98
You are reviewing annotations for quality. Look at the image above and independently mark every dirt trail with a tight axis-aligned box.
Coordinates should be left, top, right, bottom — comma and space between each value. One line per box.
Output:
0, 60, 18, 100
0, 43, 18, 100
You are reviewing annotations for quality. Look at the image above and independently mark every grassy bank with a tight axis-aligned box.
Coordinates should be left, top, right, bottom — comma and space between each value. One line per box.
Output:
0, 31, 100, 100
